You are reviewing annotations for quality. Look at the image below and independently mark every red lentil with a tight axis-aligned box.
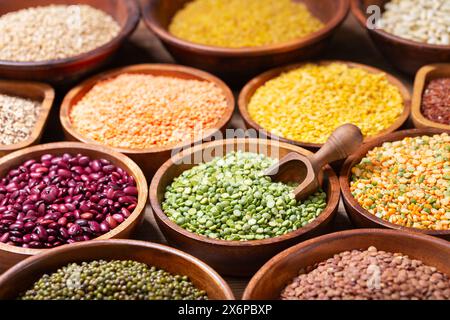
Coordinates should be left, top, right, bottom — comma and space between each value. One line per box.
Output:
421, 78, 450, 125
69, 74, 229, 149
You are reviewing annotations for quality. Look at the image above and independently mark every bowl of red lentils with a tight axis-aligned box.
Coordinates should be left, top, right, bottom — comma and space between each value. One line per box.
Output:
143, 0, 349, 80
243, 229, 450, 300
0, 142, 148, 272
340, 128, 450, 240
239, 60, 411, 151
411, 64, 450, 131
60, 64, 235, 179
0, 0, 140, 83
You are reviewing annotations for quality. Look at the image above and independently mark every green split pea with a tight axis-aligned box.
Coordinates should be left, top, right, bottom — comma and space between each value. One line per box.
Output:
162, 152, 327, 241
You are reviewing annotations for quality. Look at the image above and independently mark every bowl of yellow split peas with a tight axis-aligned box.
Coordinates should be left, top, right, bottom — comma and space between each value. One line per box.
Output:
239, 60, 411, 150
142, 0, 350, 80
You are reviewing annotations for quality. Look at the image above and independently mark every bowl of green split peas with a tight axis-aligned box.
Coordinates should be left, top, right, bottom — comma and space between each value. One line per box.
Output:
149, 139, 341, 276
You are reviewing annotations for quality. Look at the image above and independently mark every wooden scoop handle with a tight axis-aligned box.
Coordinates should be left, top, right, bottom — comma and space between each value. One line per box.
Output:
310, 123, 363, 172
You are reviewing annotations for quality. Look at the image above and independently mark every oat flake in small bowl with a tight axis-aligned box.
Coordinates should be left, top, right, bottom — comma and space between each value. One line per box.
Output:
0, 94, 41, 145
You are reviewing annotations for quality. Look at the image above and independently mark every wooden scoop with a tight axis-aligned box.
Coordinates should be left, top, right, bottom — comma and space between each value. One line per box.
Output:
264, 124, 363, 201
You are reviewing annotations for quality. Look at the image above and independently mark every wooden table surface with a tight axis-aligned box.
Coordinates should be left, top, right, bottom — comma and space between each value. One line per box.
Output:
40, 14, 416, 299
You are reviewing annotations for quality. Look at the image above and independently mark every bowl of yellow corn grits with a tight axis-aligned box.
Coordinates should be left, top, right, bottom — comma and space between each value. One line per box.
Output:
340, 128, 450, 241
239, 61, 411, 150
143, 0, 350, 79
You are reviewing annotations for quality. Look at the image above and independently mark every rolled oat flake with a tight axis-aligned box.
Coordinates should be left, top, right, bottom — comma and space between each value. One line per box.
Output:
0, 93, 41, 145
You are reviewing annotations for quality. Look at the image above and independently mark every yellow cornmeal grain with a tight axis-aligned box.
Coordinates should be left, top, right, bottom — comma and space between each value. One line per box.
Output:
247, 63, 405, 144
169, 0, 324, 48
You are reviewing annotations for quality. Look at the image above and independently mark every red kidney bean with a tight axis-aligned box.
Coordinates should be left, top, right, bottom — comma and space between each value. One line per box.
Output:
112, 214, 124, 224
0, 232, 10, 243
22, 234, 32, 243
68, 224, 82, 236
34, 226, 48, 241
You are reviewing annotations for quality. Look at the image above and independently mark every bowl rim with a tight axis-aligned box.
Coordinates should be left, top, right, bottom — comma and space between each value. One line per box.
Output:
242, 228, 450, 299
142, 0, 350, 56
351, 0, 450, 51
149, 138, 341, 248
0, 239, 235, 300
0, 80, 55, 152
0, 141, 148, 255
340, 128, 450, 237
0, 0, 140, 68
59, 63, 235, 155
411, 64, 450, 131
238, 59, 411, 150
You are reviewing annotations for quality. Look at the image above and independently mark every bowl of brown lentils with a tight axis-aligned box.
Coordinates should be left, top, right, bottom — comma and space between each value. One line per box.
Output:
0, 79, 54, 157
243, 229, 450, 300
0, 0, 140, 83
0, 239, 235, 300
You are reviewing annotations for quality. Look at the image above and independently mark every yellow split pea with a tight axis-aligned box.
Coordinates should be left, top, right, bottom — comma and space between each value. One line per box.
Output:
247, 63, 404, 144
169, 0, 324, 48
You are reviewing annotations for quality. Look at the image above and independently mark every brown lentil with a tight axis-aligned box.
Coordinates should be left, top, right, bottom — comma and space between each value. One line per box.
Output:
281, 246, 450, 300
0, 93, 41, 145
421, 78, 450, 125
0, 5, 120, 62
70, 74, 229, 149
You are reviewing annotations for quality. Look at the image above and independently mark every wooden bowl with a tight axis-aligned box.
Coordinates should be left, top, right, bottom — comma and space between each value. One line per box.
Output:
0, 0, 140, 83
242, 229, 450, 300
351, 0, 450, 75
0, 142, 148, 273
340, 128, 450, 240
0, 239, 235, 300
60, 63, 235, 179
0, 80, 54, 157
149, 138, 341, 276
411, 64, 450, 131
238, 60, 411, 151
142, 0, 350, 80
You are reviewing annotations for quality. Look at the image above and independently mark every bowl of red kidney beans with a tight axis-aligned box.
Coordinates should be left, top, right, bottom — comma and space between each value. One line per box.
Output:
0, 142, 147, 272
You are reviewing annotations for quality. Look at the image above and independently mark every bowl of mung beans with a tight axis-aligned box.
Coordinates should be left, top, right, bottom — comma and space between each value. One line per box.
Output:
0, 79, 54, 157
149, 138, 340, 276
0, 0, 140, 83
239, 60, 411, 151
351, 0, 450, 75
142, 0, 350, 80
0, 239, 234, 300
340, 129, 450, 240
411, 64, 450, 131
0, 142, 148, 272
243, 229, 450, 300
60, 64, 235, 179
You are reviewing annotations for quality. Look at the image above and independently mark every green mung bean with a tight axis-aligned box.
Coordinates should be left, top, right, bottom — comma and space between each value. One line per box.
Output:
20, 260, 207, 300
162, 152, 327, 241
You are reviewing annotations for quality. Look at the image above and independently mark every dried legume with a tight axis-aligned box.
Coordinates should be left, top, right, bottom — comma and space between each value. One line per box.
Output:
20, 260, 207, 300
169, 0, 324, 48
162, 152, 327, 241
421, 78, 450, 125
0, 5, 120, 62
70, 74, 229, 149
378, 0, 450, 45
0, 93, 41, 145
248, 63, 404, 144
0, 153, 138, 249
281, 246, 450, 300
350, 133, 450, 230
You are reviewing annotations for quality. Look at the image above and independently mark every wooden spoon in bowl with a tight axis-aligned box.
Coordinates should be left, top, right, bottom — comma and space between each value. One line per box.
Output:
264, 124, 363, 200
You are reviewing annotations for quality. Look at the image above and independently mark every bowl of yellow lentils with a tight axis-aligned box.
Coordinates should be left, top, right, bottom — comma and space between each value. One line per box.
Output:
239, 60, 411, 150
142, 0, 349, 79
340, 128, 450, 240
